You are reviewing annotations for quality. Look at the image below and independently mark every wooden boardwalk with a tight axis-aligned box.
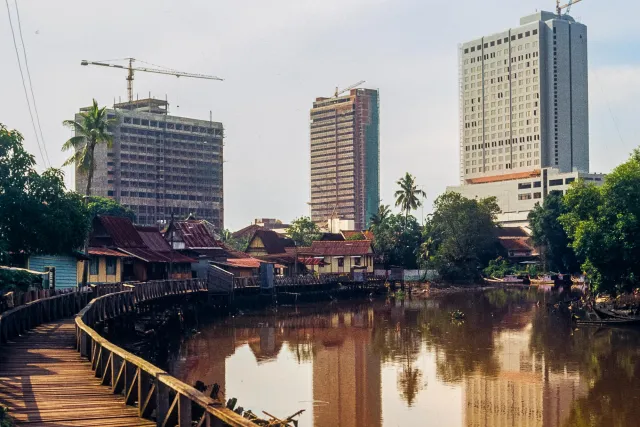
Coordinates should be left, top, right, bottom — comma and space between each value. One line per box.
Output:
0, 318, 154, 427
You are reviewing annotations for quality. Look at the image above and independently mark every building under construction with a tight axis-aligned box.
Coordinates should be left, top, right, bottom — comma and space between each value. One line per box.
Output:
74, 98, 224, 230
309, 88, 380, 231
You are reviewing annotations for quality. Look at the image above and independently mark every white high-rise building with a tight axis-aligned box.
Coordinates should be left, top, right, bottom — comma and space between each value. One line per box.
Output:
459, 11, 588, 183
450, 11, 601, 226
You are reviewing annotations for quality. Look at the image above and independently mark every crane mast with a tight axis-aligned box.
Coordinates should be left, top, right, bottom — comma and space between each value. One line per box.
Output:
556, 0, 584, 16
80, 57, 223, 103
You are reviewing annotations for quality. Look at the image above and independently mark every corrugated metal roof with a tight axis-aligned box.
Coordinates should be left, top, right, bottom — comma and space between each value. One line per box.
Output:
248, 229, 295, 254
136, 226, 172, 252
308, 240, 372, 256
212, 258, 285, 269
97, 216, 145, 248
87, 247, 129, 257
174, 221, 219, 248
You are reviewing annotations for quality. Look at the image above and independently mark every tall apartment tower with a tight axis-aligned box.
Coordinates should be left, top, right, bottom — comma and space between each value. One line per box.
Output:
309, 88, 380, 231
74, 99, 224, 229
459, 11, 588, 184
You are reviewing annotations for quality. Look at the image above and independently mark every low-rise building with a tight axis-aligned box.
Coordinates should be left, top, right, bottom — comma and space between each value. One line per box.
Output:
245, 229, 295, 257
300, 240, 374, 275
447, 167, 604, 226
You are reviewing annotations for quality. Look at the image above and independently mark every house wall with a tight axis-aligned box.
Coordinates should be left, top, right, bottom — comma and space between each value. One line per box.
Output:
312, 254, 374, 274
82, 256, 123, 284
246, 236, 268, 256
28, 255, 79, 289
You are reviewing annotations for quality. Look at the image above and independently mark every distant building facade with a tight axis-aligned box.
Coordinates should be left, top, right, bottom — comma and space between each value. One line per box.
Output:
309, 88, 380, 231
450, 11, 597, 225
73, 99, 224, 229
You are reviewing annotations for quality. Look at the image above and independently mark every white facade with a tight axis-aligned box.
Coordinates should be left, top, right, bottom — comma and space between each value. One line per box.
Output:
459, 11, 588, 184
447, 168, 604, 226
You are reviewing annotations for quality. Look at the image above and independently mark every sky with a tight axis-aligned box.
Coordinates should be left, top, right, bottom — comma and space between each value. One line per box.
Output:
1, 0, 639, 230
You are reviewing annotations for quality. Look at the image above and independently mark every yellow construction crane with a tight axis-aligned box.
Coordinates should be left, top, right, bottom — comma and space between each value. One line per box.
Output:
556, 0, 584, 16
80, 58, 223, 103
333, 80, 366, 97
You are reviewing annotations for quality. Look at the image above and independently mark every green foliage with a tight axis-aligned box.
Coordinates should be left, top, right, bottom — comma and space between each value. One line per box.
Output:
371, 213, 422, 268
423, 192, 501, 282
394, 173, 425, 220
558, 151, 640, 293
287, 216, 321, 247
0, 269, 41, 293
87, 196, 136, 222
483, 258, 514, 278
528, 191, 579, 273
0, 124, 90, 262
370, 204, 391, 229
221, 230, 250, 253
0, 406, 14, 427
62, 99, 116, 196
345, 232, 365, 241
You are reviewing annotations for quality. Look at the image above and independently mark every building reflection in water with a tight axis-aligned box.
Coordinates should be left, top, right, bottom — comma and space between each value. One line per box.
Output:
464, 324, 587, 427
312, 310, 382, 427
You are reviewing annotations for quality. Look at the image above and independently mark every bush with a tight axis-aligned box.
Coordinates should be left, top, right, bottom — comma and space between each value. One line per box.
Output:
0, 269, 41, 294
0, 407, 14, 427
483, 258, 514, 278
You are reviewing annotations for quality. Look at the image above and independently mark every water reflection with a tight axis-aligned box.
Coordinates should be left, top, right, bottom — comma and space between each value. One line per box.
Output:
166, 289, 640, 426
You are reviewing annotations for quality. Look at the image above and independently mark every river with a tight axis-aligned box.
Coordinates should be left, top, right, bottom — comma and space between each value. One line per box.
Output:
164, 288, 640, 426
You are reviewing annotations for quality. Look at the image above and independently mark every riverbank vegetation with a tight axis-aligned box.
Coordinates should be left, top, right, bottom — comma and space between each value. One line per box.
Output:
529, 149, 640, 294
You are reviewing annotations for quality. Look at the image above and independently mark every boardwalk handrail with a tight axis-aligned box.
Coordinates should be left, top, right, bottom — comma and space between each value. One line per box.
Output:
75, 279, 255, 427
0, 289, 90, 347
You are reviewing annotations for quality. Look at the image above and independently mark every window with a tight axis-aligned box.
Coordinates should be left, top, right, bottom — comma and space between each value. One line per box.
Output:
106, 258, 117, 276
518, 193, 532, 200
549, 179, 563, 186
565, 177, 575, 184
533, 192, 542, 199
354, 257, 361, 266
337, 258, 344, 267
533, 181, 541, 188
89, 257, 99, 276
518, 182, 532, 189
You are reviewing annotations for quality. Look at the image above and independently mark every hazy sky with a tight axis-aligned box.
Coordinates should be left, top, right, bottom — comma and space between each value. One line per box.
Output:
1, 0, 639, 230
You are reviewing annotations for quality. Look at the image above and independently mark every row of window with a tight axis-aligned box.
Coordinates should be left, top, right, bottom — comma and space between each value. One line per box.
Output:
464, 29, 539, 54
518, 192, 542, 200
120, 118, 219, 135
89, 257, 117, 276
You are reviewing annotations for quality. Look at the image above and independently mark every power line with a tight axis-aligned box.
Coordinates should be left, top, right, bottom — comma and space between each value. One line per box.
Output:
14, 0, 51, 167
4, 0, 48, 168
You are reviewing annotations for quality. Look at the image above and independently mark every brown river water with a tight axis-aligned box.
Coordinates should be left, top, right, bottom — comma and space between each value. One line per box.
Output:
166, 289, 640, 426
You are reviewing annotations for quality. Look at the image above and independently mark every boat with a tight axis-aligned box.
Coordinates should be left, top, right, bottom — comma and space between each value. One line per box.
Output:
571, 275, 586, 284
483, 275, 529, 285
530, 275, 555, 285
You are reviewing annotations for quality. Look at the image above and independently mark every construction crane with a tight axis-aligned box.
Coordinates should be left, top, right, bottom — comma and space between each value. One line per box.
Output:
80, 58, 223, 103
333, 80, 366, 98
556, 0, 584, 16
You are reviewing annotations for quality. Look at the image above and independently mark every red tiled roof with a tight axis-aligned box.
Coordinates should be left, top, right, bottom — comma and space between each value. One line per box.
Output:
497, 227, 530, 238
174, 221, 219, 248
341, 230, 373, 240
213, 258, 285, 269
308, 240, 372, 256
499, 238, 534, 252
298, 257, 324, 265
87, 247, 128, 257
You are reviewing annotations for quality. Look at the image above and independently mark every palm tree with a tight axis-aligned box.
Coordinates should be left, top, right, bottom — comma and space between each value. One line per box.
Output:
394, 172, 426, 226
370, 204, 391, 228
62, 99, 116, 196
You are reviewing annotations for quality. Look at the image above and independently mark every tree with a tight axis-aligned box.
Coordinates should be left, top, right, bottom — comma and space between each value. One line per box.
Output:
346, 232, 366, 241
287, 217, 321, 247
87, 196, 135, 222
423, 192, 501, 282
559, 151, 640, 293
62, 99, 116, 196
220, 229, 250, 253
370, 204, 391, 229
371, 213, 422, 268
0, 124, 89, 263
394, 173, 425, 225
528, 191, 579, 273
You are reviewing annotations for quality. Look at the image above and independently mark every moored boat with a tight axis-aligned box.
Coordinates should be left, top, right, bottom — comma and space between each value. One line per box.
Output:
530, 275, 555, 285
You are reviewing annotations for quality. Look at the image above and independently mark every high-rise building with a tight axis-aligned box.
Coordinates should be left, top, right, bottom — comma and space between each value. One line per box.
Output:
450, 11, 601, 225
309, 88, 380, 231
74, 99, 224, 229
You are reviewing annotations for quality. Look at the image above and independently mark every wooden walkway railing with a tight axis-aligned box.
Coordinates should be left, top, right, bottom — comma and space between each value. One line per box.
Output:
0, 279, 254, 427
75, 279, 255, 427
